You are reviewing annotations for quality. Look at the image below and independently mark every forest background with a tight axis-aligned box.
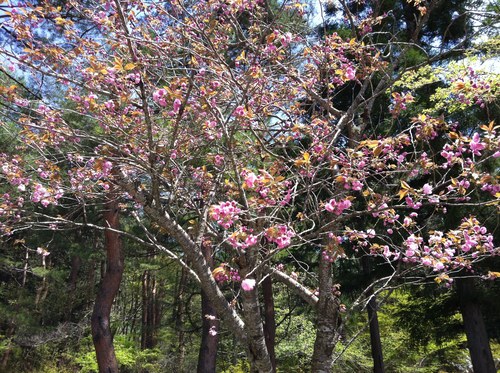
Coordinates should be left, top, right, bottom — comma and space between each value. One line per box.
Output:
0, 0, 499, 372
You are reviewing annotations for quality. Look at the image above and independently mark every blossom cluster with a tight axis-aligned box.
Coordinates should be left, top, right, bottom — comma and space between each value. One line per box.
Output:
210, 201, 241, 229
265, 225, 295, 249
324, 198, 352, 215
212, 264, 241, 283
228, 228, 259, 250
369, 217, 497, 273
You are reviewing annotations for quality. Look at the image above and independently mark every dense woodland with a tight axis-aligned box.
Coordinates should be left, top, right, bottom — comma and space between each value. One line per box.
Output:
0, 0, 499, 372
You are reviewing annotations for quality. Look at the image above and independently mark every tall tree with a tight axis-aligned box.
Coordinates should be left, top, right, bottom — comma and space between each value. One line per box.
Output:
91, 194, 124, 373
0, 0, 498, 371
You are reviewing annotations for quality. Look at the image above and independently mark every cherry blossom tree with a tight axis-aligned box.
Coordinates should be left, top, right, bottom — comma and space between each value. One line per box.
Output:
0, 0, 498, 371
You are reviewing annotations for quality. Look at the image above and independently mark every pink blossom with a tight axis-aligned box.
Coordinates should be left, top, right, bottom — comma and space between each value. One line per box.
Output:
281, 32, 293, 46
383, 246, 392, 258
173, 98, 182, 112
433, 261, 445, 271
265, 225, 295, 249
234, 105, 245, 117
214, 154, 224, 166
422, 183, 433, 195
405, 248, 416, 257
243, 171, 258, 188
325, 198, 351, 215
345, 66, 356, 80
153, 89, 167, 107
241, 278, 256, 291
469, 133, 485, 155
104, 100, 115, 110
280, 189, 292, 206
228, 230, 258, 250
351, 180, 363, 191
421, 257, 433, 267
210, 201, 241, 229
102, 160, 113, 175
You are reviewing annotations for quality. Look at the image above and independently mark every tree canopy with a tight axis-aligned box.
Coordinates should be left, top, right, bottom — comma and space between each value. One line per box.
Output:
0, 0, 499, 372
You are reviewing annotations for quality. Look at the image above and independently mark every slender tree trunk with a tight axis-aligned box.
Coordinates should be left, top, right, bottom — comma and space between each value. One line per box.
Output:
175, 266, 188, 372
87, 259, 96, 302
456, 278, 496, 373
141, 270, 153, 349
66, 254, 82, 318
91, 196, 124, 373
311, 255, 341, 373
362, 257, 385, 373
22, 246, 28, 287
141, 270, 160, 349
262, 276, 276, 373
68, 254, 82, 293
129, 284, 138, 337
197, 244, 219, 373
154, 279, 163, 342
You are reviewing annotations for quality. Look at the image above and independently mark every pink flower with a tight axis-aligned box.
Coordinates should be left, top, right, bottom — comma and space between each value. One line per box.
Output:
244, 172, 258, 188
265, 225, 295, 249
433, 261, 445, 271
421, 257, 433, 267
351, 180, 363, 191
234, 105, 245, 117
104, 100, 115, 110
173, 98, 182, 112
345, 66, 356, 80
245, 234, 258, 247
469, 133, 485, 155
241, 278, 256, 291
325, 198, 351, 215
422, 183, 432, 195
153, 89, 167, 107
210, 201, 241, 229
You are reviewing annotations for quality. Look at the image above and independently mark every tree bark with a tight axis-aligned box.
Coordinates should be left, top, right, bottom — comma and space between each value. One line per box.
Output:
91, 196, 124, 373
66, 254, 83, 319
241, 280, 273, 373
262, 276, 276, 373
456, 277, 496, 373
311, 255, 341, 373
141, 270, 157, 349
362, 257, 385, 373
175, 266, 188, 371
197, 243, 219, 373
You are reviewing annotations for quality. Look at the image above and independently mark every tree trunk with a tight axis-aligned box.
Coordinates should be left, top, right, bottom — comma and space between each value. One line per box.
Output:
22, 246, 28, 287
87, 259, 96, 301
262, 276, 276, 373
456, 278, 496, 373
91, 197, 124, 373
68, 254, 82, 293
197, 244, 219, 373
241, 281, 273, 373
175, 266, 188, 372
311, 255, 341, 373
141, 270, 157, 349
362, 257, 385, 373
67, 254, 82, 317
